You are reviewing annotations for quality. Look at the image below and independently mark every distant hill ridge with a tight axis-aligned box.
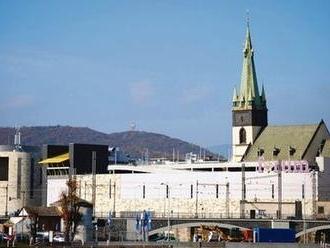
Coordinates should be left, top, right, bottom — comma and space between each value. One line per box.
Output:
0, 126, 222, 160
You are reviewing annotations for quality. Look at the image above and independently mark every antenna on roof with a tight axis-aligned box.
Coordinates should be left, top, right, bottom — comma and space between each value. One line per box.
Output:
130, 122, 136, 131
14, 126, 22, 151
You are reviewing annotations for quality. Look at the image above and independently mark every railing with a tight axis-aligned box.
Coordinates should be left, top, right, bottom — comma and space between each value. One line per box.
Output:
93, 211, 330, 221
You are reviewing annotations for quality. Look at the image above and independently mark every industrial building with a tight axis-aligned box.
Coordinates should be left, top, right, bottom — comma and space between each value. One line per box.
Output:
0, 131, 42, 216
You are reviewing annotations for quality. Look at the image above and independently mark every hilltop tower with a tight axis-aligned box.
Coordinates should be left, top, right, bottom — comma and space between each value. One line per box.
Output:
232, 25, 268, 162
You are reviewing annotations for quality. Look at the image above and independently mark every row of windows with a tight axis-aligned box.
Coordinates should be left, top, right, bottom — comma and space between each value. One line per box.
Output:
257, 147, 296, 157
124, 184, 225, 199
93, 181, 307, 200
128, 184, 306, 200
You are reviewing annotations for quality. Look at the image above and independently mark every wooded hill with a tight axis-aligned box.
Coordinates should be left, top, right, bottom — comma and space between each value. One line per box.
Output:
0, 126, 224, 160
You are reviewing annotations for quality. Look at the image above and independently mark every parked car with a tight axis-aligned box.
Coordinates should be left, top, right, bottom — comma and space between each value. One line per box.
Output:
156, 236, 177, 242
35, 233, 48, 244
53, 233, 65, 243
149, 233, 165, 242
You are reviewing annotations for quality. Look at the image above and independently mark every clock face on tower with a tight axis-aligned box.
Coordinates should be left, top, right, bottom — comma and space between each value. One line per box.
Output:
233, 111, 252, 126
232, 109, 268, 127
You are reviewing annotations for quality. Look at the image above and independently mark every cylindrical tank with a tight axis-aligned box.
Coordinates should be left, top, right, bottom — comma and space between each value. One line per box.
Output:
0, 150, 32, 215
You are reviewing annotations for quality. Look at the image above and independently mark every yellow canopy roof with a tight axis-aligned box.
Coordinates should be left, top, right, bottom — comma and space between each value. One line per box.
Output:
38, 153, 69, 164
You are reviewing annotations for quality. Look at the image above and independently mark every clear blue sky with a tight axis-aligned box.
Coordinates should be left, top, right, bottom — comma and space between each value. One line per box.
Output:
0, 1, 329, 147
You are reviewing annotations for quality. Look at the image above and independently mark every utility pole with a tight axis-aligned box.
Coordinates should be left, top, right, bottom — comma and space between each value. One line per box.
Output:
160, 183, 170, 240
226, 182, 230, 218
5, 185, 8, 216
240, 163, 246, 218
167, 190, 170, 241
113, 183, 116, 217
92, 151, 96, 217
277, 160, 282, 219
195, 180, 199, 218
312, 170, 317, 219
303, 181, 306, 244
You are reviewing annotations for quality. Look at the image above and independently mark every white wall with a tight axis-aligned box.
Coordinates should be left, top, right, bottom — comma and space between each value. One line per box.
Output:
232, 126, 263, 162
46, 167, 317, 218
46, 177, 68, 206
119, 171, 314, 202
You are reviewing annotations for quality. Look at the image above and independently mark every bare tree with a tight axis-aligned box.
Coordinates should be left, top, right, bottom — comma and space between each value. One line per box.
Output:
59, 177, 82, 242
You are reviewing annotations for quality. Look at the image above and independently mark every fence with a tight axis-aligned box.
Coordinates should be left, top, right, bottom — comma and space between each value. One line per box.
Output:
94, 211, 326, 221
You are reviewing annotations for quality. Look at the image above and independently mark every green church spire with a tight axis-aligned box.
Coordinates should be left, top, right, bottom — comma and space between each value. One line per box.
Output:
240, 25, 260, 106
233, 24, 266, 110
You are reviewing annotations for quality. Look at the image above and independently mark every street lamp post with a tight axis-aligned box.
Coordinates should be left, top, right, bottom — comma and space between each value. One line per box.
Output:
161, 183, 170, 241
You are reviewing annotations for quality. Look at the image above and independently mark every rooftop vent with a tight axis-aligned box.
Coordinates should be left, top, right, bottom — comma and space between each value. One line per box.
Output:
257, 148, 264, 157
273, 147, 280, 157
289, 146, 296, 156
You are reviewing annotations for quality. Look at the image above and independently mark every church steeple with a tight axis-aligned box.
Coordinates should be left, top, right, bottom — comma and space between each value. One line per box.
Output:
234, 24, 266, 110
231, 22, 268, 162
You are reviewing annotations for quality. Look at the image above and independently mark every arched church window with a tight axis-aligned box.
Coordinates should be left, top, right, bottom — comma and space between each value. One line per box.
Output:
239, 128, 246, 144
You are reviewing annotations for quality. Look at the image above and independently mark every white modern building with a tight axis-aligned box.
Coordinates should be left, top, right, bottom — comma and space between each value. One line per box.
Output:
46, 160, 323, 220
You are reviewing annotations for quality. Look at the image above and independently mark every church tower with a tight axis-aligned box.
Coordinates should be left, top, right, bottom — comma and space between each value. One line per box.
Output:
232, 24, 268, 162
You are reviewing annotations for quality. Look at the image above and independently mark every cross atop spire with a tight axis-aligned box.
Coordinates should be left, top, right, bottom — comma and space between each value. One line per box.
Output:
232, 22, 266, 110
246, 9, 250, 29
